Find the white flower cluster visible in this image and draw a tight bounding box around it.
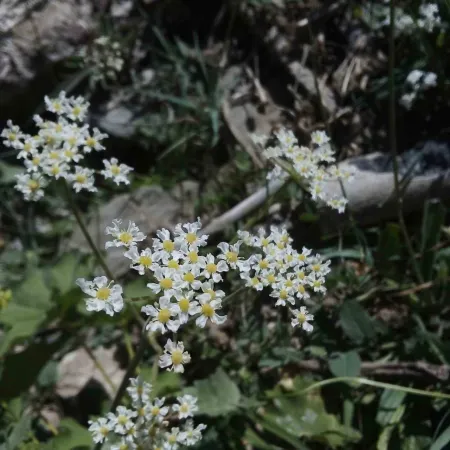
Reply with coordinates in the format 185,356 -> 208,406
84,36 -> 125,83
1,92 -> 132,201
236,226 -> 329,332
252,129 -> 353,213
377,3 -> 442,35
400,69 -> 437,109
88,377 -> 206,449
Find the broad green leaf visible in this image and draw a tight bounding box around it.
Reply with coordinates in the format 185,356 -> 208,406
185,367 -> 240,417
377,424 -> 395,450
13,269 -> 52,309
339,300 -> 376,344
6,415 -> 32,450
0,161 -> 23,184
243,427 -> 279,450
42,419 -> 91,449
140,369 -> 182,397
51,253 -> 83,295
431,424 -> 450,450
329,351 -> 361,377
0,335 -> 66,400
376,390 -> 406,426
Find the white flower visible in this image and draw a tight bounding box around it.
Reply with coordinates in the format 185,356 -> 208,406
178,264 -> 202,291
42,161 -> 70,180
179,421 -> 207,446
124,246 -> 157,275
83,127 -> 107,153
107,406 -> 137,434
101,157 -> 133,185
88,417 -> 111,443
1,120 -> 23,148
76,276 -> 124,316
17,137 -> 38,159
105,219 -> 146,249
147,397 -> 169,422
164,427 -> 182,450
173,291 -> 199,323
291,306 -> 314,332
110,438 -> 136,450
152,228 -> 177,256
159,339 -> 191,373
199,253 -> 228,282
194,294 -> 226,328
240,273 -> 264,291
15,173 -> 47,201
172,395 -> 198,419
126,377 -> 152,405
310,130 -> 330,146
147,267 -> 180,296
142,296 -> 180,334
270,286 -> 295,307
174,218 -> 208,249
66,95 -> 89,121
68,166 -> 97,192
24,153 -> 44,172
217,241 -> 243,270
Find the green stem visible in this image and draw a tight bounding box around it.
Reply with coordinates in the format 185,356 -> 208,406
287,376 -> 450,401
64,181 -> 114,280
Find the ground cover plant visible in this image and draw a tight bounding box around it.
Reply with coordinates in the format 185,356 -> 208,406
0,1 -> 450,449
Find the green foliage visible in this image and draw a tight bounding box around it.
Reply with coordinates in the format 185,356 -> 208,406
42,419 -> 91,450
339,300 -> 377,344
329,351 -> 361,377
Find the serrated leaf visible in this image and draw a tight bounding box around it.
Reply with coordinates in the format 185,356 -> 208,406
186,368 -> 240,417
329,351 -> 361,377
42,419 -> 91,449
340,300 -> 376,344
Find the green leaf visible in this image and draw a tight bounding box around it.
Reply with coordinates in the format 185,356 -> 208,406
339,300 -> 376,344
431,424 -> 450,450
0,161 -> 23,185
42,419 -> 91,449
51,253 -> 83,295
377,223 -> 402,275
376,390 -> 406,427
0,334 -> 67,400
140,369 -> 182,397
329,351 -> 361,377
243,427 -> 279,450
0,304 -> 48,356
6,415 -> 32,450
13,269 -> 52,309
185,368 -> 240,417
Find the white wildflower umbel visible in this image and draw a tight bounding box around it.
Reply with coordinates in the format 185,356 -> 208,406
101,157 -> 133,185
124,246 -> 157,275
88,417 -> 111,444
76,276 -> 124,316
159,339 -> 191,373
141,296 -> 180,334
107,406 -> 137,434
105,219 -> 146,249
172,395 -> 198,419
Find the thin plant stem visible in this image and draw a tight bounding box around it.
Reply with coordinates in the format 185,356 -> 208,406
388,0 -> 425,286
83,344 -> 117,395
64,181 -> 115,280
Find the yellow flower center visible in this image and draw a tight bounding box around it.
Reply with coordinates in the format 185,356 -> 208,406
279,289 -> 288,299
298,284 -> 305,294
96,287 -> 111,300
163,240 -> 174,252
100,426 -> 109,437
8,133 -> 16,141
55,124 -> 63,132
267,274 -> 276,284
171,349 -> 183,365
201,303 -> 214,318
119,232 -> 133,244
261,238 -> 269,246
206,263 -> 217,273
180,403 -> 189,413
188,251 -> 198,263
139,255 -> 152,267
23,142 -> 31,151
297,271 -> 305,280
64,149 -> 74,158
45,136 -> 55,145
286,254 -> 293,262
297,312 -> 306,323
50,151 -> 59,159
226,251 -> 238,263
51,166 -> 60,175
312,264 -> 321,272
75,174 -> 87,183
67,137 -> 77,146
179,298 -> 190,312
72,106 -> 81,117
111,165 -> 121,175
28,180 -> 39,191
167,260 -> 179,269
186,232 -> 197,244
52,102 -> 61,111
251,277 -> 259,286
183,272 -> 195,283
168,435 -> 177,444
299,254 -> 306,261
277,242 -> 285,249
259,260 -> 269,270
159,278 -> 173,290
32,157 -> 40,165
157,308 -> 171,323
206,288 -> 216,299
285,280 -> 293,288
151,406 -> 160,416
138,407 -> 145,417
118,415 -> 128,425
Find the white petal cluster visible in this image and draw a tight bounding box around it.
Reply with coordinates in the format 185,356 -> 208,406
252,128 -> 353,213
88,377 -> 205,448
235,226 -> 330,332
76,276 -> 124,316
1,92 -> 133,201
400,69 -> 437,110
